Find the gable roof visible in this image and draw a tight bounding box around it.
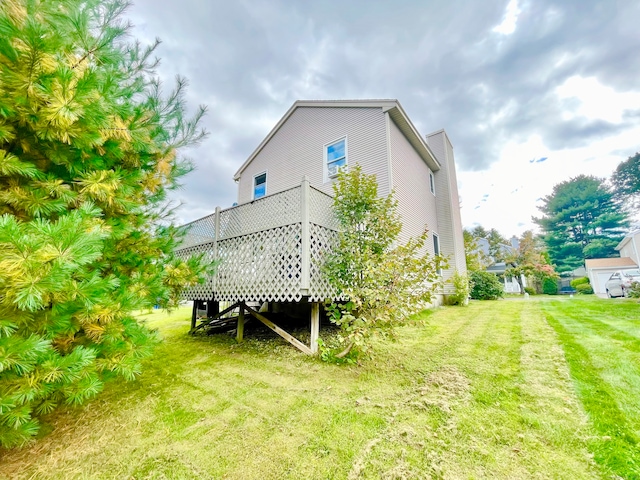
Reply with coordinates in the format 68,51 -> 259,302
585,257 -> 637,269
233,99 -> 441,180
615,228 -> 640,250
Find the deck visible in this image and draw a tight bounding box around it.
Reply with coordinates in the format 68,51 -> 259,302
175,178 -> 341,304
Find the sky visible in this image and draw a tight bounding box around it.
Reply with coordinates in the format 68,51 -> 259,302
126,0 -> 640,238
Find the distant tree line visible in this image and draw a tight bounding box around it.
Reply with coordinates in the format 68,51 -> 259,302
466,152 -> 639,281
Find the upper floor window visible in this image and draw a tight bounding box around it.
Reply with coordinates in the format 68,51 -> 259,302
429,171 -> 435,195
253,172 -> 266,199
326,138 -> 347,179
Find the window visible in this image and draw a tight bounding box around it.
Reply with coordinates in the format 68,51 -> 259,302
326,138 -> 347,179
429,171 -> 435,195
253,172 -> 266,199
433,233 -> 441,275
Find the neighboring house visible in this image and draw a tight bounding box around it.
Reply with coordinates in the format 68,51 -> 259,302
474,236 -> 524,293
615,229 -> 640,266
585,257 -> 638,295
486,262 -> 526,293
177,99 -> 466,353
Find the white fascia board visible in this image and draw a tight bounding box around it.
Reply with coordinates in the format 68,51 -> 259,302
384,102 -> 441,172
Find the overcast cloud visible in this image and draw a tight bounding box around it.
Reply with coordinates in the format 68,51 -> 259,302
127,0 -> 640,236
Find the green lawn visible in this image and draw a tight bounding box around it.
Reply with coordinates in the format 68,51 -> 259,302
0,296 -> 638,479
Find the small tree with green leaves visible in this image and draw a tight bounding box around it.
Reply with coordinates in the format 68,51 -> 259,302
445,271 -> 472,306
323,166 -> 444,361
504,230 -> 558,294
0,0 -> 207,447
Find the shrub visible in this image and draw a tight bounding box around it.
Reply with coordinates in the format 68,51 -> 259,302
323,166 -> 444,360
629,281 -> 640,298
575,283 -> 594,295
524,287 -> 536,295
570,277 -> 590,288
446,271 -> 472,306
470,271 -> 504,300
543,278 -> 559,295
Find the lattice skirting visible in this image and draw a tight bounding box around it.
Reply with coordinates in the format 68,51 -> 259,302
178,222 -> 341,303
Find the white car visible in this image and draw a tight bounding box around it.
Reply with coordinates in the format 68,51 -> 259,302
605,269 -> 640,297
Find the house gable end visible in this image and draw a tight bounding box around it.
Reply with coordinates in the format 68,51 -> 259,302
234,100 -> 440,181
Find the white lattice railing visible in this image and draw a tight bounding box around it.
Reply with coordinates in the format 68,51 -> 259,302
176,178 -> 341,302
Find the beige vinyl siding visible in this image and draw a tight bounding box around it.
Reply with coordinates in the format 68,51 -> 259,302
237,107 -> 389,204
388,116 -> 439,249
444,134 -> 466,274
426,130 -> 466,291
618,235 -> 640,266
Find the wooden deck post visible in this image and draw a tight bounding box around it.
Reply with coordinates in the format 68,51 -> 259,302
190,301 -> 198,331
213,206 -> 220,293
300,176 -> 310,294
206,300 -> 219,318
236,303 -> 245,343
310,302 -> 320,354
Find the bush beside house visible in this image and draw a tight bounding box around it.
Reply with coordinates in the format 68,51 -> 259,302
470,271 -> 504,300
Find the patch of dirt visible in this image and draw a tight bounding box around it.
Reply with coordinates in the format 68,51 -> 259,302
407,366 -> 471,413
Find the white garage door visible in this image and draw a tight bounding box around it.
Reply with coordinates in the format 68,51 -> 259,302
595,272 -> 614,294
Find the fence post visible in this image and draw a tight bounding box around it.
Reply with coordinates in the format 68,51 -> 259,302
300,177 -> 310,293
213,206 -> 220,294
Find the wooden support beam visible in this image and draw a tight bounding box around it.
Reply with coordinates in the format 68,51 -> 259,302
242,303 -> 313,355
236,305 -> 245,343
193,302 -> 240,331
310,302 -> 320,354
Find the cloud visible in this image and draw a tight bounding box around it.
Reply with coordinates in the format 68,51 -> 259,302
124,0 -> 640,225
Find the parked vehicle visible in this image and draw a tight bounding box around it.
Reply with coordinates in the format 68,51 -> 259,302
605,269 -> 640,297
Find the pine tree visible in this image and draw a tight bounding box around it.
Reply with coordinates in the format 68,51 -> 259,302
0,0 -> 207,446
611,152 -> 640,209
534,175 -> 628,273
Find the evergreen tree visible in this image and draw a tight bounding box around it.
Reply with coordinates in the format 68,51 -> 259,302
611,152 -> 640,209
534,175 -> 627,273
0,0 -> 207,446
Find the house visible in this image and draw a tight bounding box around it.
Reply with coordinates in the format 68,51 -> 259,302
582,230 -> 640,295
615,228 -> 640,266
232,100 -> 466,280
486,262 -> 527,293
585,257 -> 638,295
177,99 -> 466,353
473,236 -> 525,293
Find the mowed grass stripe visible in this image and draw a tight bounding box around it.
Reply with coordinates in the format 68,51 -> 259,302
546,298 -> 640,346
355,300 -> 598,478
544,307 -> 640,479
541,299 -> 640,435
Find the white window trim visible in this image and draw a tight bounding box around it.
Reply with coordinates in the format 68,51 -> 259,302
324,136 -> 348,183
429,171 -> 435,196
253,170 -> 267,200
